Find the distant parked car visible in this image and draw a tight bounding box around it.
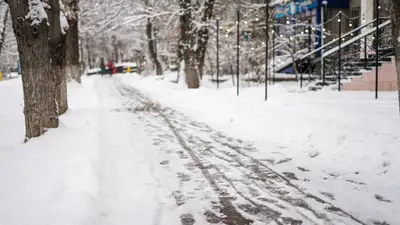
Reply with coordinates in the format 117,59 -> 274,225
86,68 -> 101,76
115,62 -> 137,73
86,62 -> 137,76
169,64 -> 178,71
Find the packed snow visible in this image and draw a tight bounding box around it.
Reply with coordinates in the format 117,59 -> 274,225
119,72 -> 400,225
0,73 -> 399,225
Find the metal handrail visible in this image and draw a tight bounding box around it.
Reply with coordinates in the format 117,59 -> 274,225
275,19 -> 382,72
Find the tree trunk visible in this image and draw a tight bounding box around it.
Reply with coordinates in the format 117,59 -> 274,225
195,0 -> 215,79
180,0 -> 199,88
86,43 -> 92,68
79,38 -> 85,73
0,1 -> 9,54
184,67 -> 199,88
49,0 -> 68,115
65,16 -> 80,83
114,48 -> 118,62
391,0 -> 400,113
8,0 -> 53,139
144,0 -> 162,76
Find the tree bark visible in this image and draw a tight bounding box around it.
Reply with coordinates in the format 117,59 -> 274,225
49,0 -> 68,115
63,0 -> 80,83
8,0 -> 53,139
179,0 -> 199,88
79,37 -> 85,73
195,0 -> 215,79
390,0 -> 400,113
65,18 -> 80,82
144,0 -> 162,75
85,42 -> 92,68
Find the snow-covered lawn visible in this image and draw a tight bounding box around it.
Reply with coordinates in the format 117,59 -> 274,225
119,72 -> 400,225
0,78 -> 99,225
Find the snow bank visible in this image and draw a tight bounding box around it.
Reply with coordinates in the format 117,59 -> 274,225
118,72 -> 400,224
0,77 -> 100,225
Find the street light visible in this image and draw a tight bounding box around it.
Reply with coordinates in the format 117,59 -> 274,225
236,8 -> 240,96
321,0 -> 328,85
375,1 -> 380,99
265,0 -> 270,101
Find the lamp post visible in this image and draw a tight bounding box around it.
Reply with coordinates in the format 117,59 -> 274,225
321,0 -> 327,85
272,26 -> 276,84
308,18 -> 312,82
375,1 -> 379,99
265,0 -> 270,101
216,18 -> 220,89
338,12 -> 342,91
237,9 -> 240,96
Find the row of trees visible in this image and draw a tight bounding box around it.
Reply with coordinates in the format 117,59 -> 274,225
78,0 -> 270,87
67,0 -> 400,111
0,0 -> 79,140
0,0 -> 272,139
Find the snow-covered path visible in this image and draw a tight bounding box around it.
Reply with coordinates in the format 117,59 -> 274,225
94,77 -> 369,225
88,78 -> 168,225
118,73 -> 400,225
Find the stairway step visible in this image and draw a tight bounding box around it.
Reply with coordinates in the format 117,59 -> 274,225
368,63 -> 383,67
361,58 -> 377,62
380,57 -> 392,62
347,62 -> 383,67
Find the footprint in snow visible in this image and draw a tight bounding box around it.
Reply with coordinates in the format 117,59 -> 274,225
159,160 -> 169,165
375,194 -> 392,203
297,167 -> 310,172
180,214 -> 196,225
308,151 -> 320,158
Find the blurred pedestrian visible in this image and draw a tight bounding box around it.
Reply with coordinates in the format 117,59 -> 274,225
106,60 -> 115,77
100,58 -> 106,76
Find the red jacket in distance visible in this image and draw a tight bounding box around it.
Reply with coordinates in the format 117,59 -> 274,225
106,61 -> 117,75
106,61 -> 114,69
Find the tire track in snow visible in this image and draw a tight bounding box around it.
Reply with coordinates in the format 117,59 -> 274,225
113,78 -> 367,225
166,108 -> 368,225
115,82 -> 253,225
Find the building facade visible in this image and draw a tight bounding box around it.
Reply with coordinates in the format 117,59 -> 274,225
274,0 -> 390,47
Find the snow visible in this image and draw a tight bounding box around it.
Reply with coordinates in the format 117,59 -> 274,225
8,72 -> 19,78
0,78 -> 99,225
26,0 -> 48,26
1,73 -> 399,225
86,68 -> 100,74
60,12 -> 69,35
118,72 -> 400,225
0,76 -> 239,225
